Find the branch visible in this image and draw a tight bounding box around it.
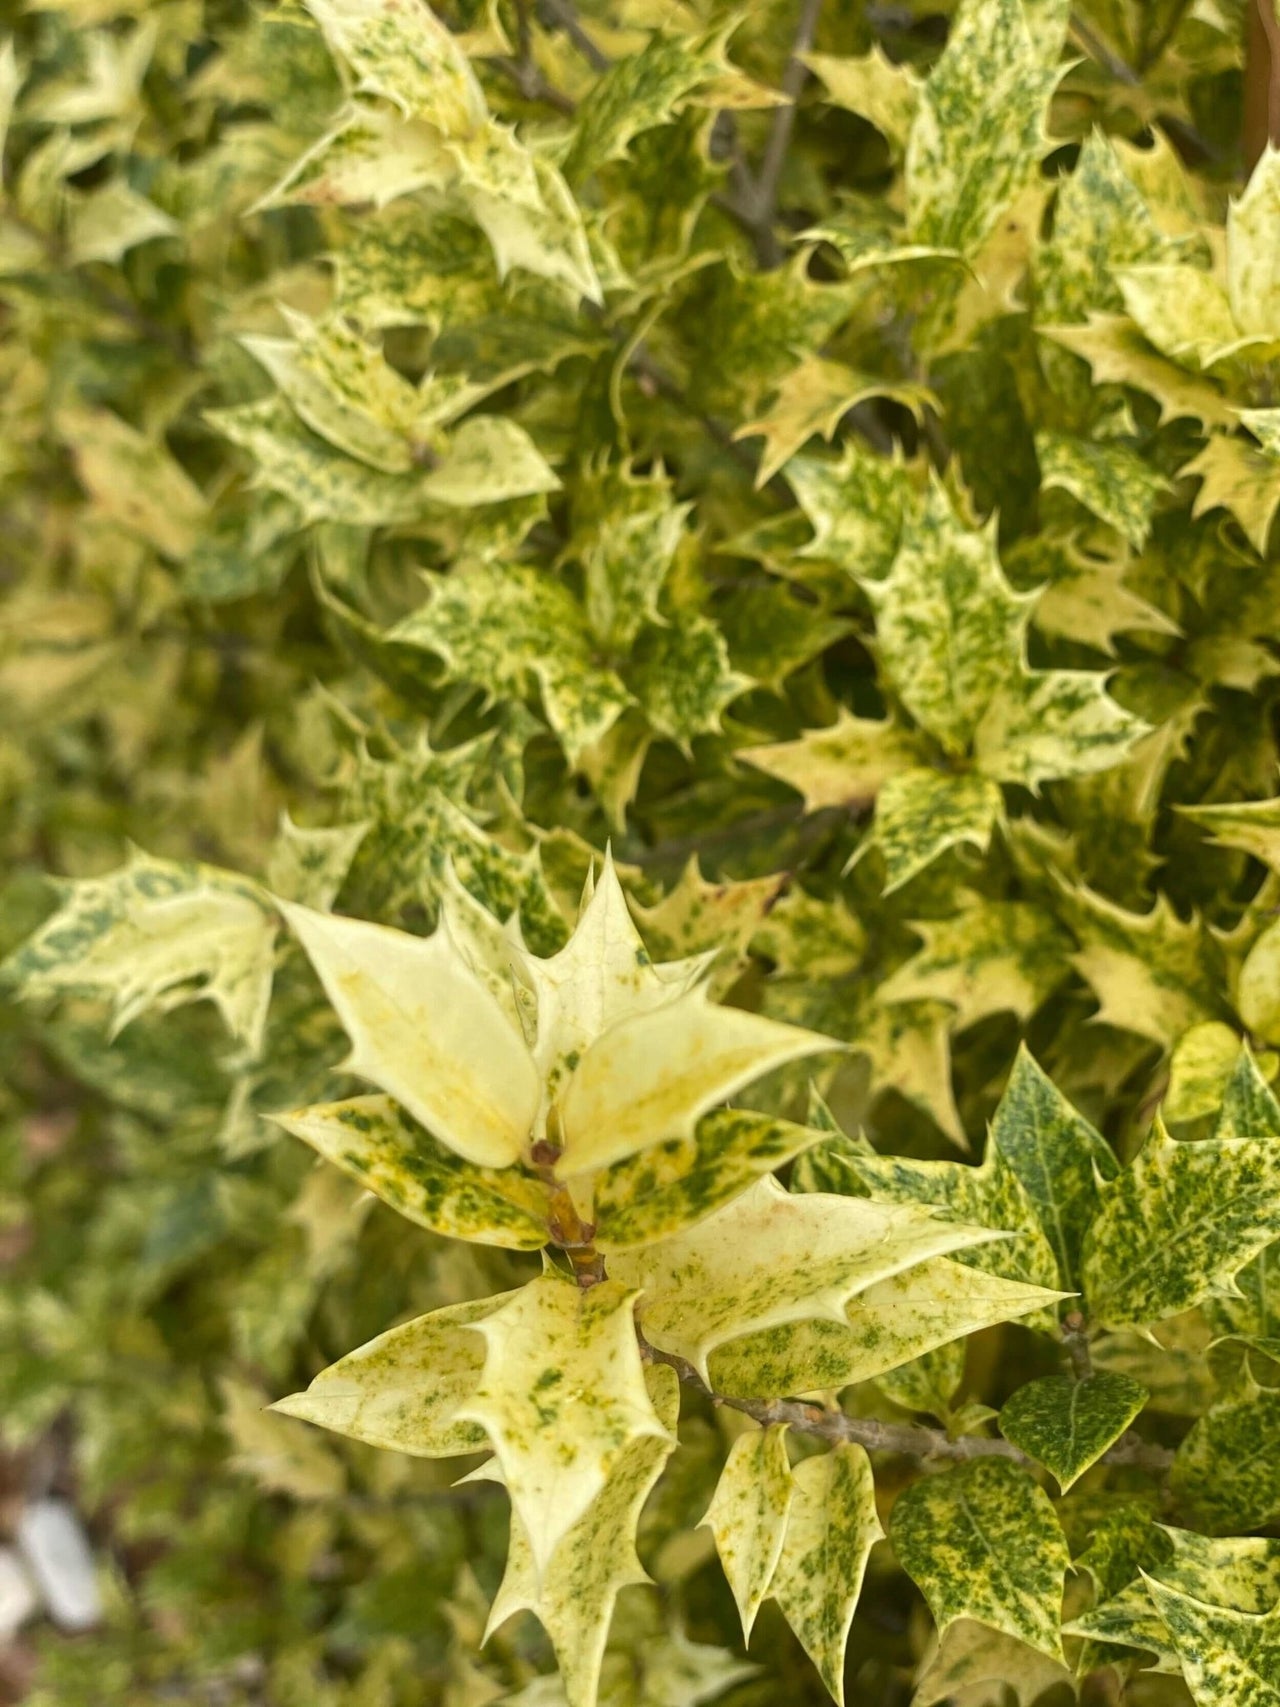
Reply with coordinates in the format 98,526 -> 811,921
638,1333 -> 1176,1474
538,0 -> 610,72
746,0 -> 825,268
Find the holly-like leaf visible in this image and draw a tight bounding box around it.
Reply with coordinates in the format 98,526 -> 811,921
57,405 -> 209,560
280,901 -> 540,1169
1081,1123 -> 1280,1331
270,1096 -> 550,1249
785,440 -> 920,579
1227,145 -> 1280,341
699,1424 -> 793,1643
271,1292 -> 507,1455
1181,796 -> 1280,874
484,1363 -> 680,1707
611,1175 -> 1002,1380
905,0 -> 1061,256
999,1372 -> 1148,1490
890,1458 -> 1069,1660
1043,315 -> 1235,428
1035,430 -> 1169,549
1185,433 -> 1280,557
1171,1375 -> 1280,1534
592,1108 -> 826,1252
912,1620 -> 1074,1707
265,814 -> 368,912
870,768 -> 1003,894
571,462 -> 688,656
389,562 -> 630,766
1034,128 -> 1166,325
707,1258 -> 1066,1400
1143,1574 -> 1280,1707
803,47 -> 920,155
735,357 -> 933,488
987,1045 -> 1118,1288
459,1272 -> 671,1581
2,851 -> 278,1055
880,904 -> 1072,1031
304,0 -> 485,133
739,711 -> 923,815
768,1444 -> 883,1707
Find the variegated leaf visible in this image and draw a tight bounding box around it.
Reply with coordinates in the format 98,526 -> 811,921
699,1424 -> 792,1643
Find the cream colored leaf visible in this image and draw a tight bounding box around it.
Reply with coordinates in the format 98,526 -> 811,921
272,1293 -> 509,1456
556,988 -> 838,1177
1117,264 -> 1239,369
265,813 -> 369,912
459,1273 -> 670,1582
58,405 -> 208,560
803,47 -> 920,154
707,1259 -> 1065,1400
1227,144 -> 1280,339
700,1424 -> 792,1643
769,1445 -> 883,1707
1185,433 -> 1280,557
304,0 -> 485,133
1042,315 -> 1234,427
611,1175 -> 1002,1380
735,356 -> 933,489
280,902 -> 538,1168
221,1376 -> 345,1502
739,710 -> 923,814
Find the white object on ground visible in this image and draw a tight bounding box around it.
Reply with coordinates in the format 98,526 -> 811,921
15,1499 -> 101,1632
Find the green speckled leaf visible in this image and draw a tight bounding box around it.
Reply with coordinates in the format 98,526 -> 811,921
611,1175 -> 1001,1381
700,1424 -> 792,1643
630,616 -> 748,751
1081,1124 -> 1280,1331
871,768 -> 1003,894
1043,315 -> 1235,427
1143,1575 -> 1280,1707
906,0 -> 1060,256
572,462 -> 688,655
271,1095 -> 549,1249
304,0 -> 484,133
1035,430 -> 1168,549
786,441 -> 919,579
592,1108 -> 826,1252
707,1260 -> 1064,1400
1214,1047 -> 1280,1142
768,1444 -> 883,1707
265,814 -> 368,912
460,1273 -> 671,1582
272,1291 -> 507,1456
484,1363 -> 680,1707
389,562 -> 632,765
1034,128 -> 1166,325
880,906 -> 1072,1033
2,850 -> 277,1055
987,1046 -> 1117,1288
1117,265 -> 1239,369
1171,1377 -> 1280,1534
999,1372 -> 1147,1490
890,1457 -> 1068,1659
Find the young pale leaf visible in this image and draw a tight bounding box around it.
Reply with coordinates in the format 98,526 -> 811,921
1081,1124 -> 1280,1331
272,1293 -> 508,1455
699,1425 -> 793,1643
556,988 -> 836,1178
880,905 -> 1072,1031
735,357 -> 933,489
906,0 -> 1060,256
998,1373 -> 1147,1490
1171,1376 -> 1280,1534
2,852 -> 278,1056
1043,315 -> 1234,428
304,0 -> 484,133
1227,145 -> 1280,340
270,1096 -> 549,1249
890,1458 -> 1069,1660
802,47 -> 920,155
265,814 -> 368,912
280,902 -> 539,1169
1181,797 -> 1280,874
988,1045 -> 1118,1287
611,1175 -> 1002,1381
1142,1575 -> 1280,1707
870,768 -> 1003,894
389,563 -> 631,766
768,1445 -> 883,1707
1117,265 -> 1239,368
591,1108 -> 826,1252
739,711 -> 923,815
1214,1046 -> 1280,1141
709,1259 -> 1065,1399
484,1364 -> 680,1707
1185,434 -> 1280,557
459,1273 -> 671,1582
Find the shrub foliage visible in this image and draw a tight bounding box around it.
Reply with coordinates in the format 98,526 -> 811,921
3,0 -> 1280,1703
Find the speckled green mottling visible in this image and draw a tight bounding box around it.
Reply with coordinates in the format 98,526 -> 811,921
999,1372 -> 1147,1490
906,0 -> 1061,257
890,1458 -> 1069,1660
1082,1125 -> 1280,1330
769,1445 -> 883,1707
700,1425 -> 792,1643
1035,430 -> 1169,550
272,1094 -> 549,1249
881,909 -> 1073,1035
1172,1380 -> 1280,1534
1,849 -> 277,1055
460,1274 -> 671,1580
872,768 -> 1003,895
1034,128 -> 1166,326
786,440 -> 919,579
630,615 -> 747,751
1144,1575 -> 1280,1707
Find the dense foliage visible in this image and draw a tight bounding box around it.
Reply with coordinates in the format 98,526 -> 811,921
4,0 -> 1280,1703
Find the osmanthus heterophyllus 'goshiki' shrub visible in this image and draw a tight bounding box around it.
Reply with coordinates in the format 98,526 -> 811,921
6,0 -> 1280,1702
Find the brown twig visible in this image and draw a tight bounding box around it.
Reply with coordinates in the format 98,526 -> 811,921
1246,0 -> 1280,169
638,1331 -> 1176,1473
748,0 -> 825,267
